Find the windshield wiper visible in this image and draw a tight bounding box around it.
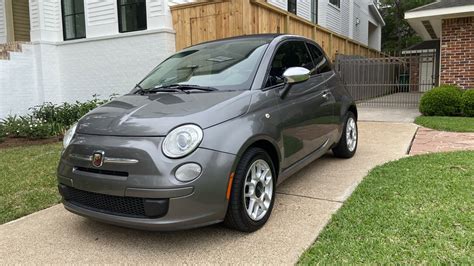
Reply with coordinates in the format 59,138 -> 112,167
152,84 -> 217,94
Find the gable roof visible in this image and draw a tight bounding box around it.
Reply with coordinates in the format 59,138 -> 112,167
409,0 -> 474,12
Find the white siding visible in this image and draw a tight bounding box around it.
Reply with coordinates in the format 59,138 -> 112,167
326,3 -> 341,34
0,0 -> 6,43
297,0 -> 311,21
341,0 -> 350,37
352,2 -> 362,43
87,1 -> 116,26
267,0 -> 287,10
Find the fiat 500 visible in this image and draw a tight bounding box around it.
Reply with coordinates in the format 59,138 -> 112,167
57,34 -> 358,232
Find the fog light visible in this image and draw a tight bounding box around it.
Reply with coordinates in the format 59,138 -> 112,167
175,163 -> 202,182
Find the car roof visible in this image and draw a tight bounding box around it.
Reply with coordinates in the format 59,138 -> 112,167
184,34 -> 310,49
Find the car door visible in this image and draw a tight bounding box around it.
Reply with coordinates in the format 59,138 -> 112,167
306,42 -> 339,138
266,40 -> 334,169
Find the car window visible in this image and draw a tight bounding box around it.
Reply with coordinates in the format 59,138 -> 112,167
138,39 -> 270,91
265,41 -> 314,87
307,43 -> 332,74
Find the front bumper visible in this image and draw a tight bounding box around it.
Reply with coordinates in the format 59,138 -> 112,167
57,134 -> 237,231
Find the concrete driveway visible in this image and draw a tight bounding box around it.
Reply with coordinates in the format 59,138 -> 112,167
0,122 -> 417,264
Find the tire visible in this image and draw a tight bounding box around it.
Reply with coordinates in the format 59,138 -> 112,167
332,112 -> 358,158
224,147 -> 276,232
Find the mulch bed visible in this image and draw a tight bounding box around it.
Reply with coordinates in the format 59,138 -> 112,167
0,137 -> 61,149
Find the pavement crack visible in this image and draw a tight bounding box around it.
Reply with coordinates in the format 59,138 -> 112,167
276,191 -> 344,204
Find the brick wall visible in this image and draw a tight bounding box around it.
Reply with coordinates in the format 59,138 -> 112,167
441,17 -> 474,89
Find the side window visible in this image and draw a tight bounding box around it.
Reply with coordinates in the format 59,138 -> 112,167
117,0 -> 147,33
307,43 -> 332,74
61,0 -> 86,40
266,41 -> 314,87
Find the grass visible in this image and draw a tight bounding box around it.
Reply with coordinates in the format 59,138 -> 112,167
299,151 -> 474,264
415,116 -> 474,132
0,143 -> 62,224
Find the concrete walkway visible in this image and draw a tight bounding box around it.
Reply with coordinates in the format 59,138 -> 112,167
0,122 -> 418,264
410,127 -> 474,155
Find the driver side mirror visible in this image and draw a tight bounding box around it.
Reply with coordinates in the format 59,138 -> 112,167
279,67 -> 311,98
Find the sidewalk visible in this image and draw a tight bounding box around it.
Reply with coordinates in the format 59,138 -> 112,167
410,127 -> 474,155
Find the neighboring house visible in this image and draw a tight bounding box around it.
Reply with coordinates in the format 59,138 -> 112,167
0,0 -> 384,118
267,0 -> 385,50
405,0 -> 474,89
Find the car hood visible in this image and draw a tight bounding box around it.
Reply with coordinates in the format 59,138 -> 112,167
76,91 -> 252,136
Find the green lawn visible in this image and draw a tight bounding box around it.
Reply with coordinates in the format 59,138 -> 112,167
299,151 -> 474,264
415,116 -> 474,132
0,143 -> 62,224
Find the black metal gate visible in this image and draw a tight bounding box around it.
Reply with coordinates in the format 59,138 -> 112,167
335,51 -> 438,108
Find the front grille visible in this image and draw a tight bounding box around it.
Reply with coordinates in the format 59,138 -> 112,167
63,186 -> 148,218
74,166 -> 129,177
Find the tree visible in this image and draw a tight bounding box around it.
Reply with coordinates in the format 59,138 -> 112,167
380,0 -> 436,53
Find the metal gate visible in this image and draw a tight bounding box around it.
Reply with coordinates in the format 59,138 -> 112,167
335,51 -> 438,108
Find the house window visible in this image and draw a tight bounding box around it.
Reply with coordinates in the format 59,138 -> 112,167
311,0 -> 318,24
288,0 -> 297,15
61,0 -> 86,40
329,0 -> 340,8
117,0 -> 147,33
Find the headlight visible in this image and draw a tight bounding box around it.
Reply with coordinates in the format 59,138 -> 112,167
162,124 -> 203,158
63,123 -> 77,149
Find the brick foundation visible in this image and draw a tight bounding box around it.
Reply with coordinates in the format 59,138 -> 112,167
441,17 -> 474,89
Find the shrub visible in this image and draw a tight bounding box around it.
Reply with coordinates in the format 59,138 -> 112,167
461,89 -> 474,117
419,85 -> 463,116
0,122 -> 5,143
1,115 -> 53,139
30,94 -> 110,135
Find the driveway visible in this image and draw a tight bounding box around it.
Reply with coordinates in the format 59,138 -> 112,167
0,122 -> 417,264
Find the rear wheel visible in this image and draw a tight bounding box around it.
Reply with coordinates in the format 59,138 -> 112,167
332,112 -> 358,158
224,147 -> 276,232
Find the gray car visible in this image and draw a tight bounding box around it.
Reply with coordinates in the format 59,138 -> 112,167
57,34 -> 358,232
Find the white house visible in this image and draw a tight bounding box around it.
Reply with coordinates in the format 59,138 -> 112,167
267,0 -> 385,50
0,0 -> 384,118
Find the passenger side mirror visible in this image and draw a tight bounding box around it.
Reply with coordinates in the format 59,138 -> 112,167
279,67 -> 311,98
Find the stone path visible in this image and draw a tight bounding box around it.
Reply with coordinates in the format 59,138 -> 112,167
410,127 -> 474,155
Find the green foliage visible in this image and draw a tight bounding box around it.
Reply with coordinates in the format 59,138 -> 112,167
461,89 -> 474,117
0,95 -> 113,140
0,122 -> 5,142
419,85 -> 463,116
0,143 -> 62,223
380,0 -> 436,53
415,116 -> 474,132
1,115 -> 53,139
299,151 -> 474,264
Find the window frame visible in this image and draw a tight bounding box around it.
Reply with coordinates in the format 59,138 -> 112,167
117,0 -> 148,33
61,0 -> 86,41
329,0 -> 340,9
305,41 -> 333,75
287,0 -> 297,15
262,39 -> 315,89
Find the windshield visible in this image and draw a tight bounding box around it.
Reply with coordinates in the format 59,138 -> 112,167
138,39 -> 270,91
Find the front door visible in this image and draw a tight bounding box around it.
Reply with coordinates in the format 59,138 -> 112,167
266,40 -> 333,169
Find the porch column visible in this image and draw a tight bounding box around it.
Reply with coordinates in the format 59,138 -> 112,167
29,0 -> 62,42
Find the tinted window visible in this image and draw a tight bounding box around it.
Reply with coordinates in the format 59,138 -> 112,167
307,43 -> 332,74
266,41 -> 314,87
61,0 -> 86,40
118,0 -> 147,33
329,0 -> 340,8
139,39 -> 269,91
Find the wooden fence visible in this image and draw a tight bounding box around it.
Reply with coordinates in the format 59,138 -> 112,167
171,0 -> 385,60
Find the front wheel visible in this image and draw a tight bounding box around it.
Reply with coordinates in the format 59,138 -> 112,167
224,147 -> 276,232
332,112 -> 358,158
